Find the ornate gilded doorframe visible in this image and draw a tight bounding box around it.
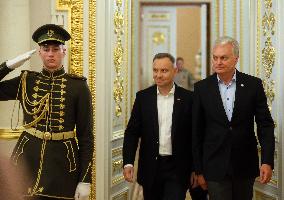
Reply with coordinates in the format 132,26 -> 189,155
56,0 -> 97,199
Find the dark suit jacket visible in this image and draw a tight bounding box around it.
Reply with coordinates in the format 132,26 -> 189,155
192,70 -> 275,181
123,84 -> 193,190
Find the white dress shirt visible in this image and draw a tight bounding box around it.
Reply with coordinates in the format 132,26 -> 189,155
123,84 -> 175,168
157,84 -> 175,155
217,71 -> 236,121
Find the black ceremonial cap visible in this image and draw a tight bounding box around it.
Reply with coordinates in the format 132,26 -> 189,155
32,24 -> 71,45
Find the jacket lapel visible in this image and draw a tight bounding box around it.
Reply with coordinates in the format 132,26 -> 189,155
231,70 -> 245,122
150,86 -> 159,137
171,86 -> 182,139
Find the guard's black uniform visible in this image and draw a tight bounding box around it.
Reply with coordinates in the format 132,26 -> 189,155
0,62 -> 93,199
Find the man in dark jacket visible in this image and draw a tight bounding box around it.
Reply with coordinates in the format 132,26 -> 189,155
192,36 -> 275,200
123,53 -> 201,200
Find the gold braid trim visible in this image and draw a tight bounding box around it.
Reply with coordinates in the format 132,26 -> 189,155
28,140 -> 47,196
81,162 -> 92,182
21,72 -> 50,128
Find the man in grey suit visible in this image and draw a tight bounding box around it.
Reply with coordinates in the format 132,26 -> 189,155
192,36 -> 275,200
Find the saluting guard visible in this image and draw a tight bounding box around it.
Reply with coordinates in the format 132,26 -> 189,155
0,24 -> 93,200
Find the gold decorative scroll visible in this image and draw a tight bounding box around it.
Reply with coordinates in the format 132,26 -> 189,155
112,175 -> 125,186
112,159 -> 123,174
124,0 -> 129,126
56,0 -> 83,76
112,147 -> 123,158
149,13 -> 170,20
261,0 -> 276,111
89,0 -> 97,199
113,0 -> 125,117
56,0 -> 97,198
152,32 -> 166,45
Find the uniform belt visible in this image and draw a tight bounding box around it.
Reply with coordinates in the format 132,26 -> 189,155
25,128 -> 75,141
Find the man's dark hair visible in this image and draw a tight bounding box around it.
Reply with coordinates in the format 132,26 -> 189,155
153,53 -> 175,64
176,57 -> 184,62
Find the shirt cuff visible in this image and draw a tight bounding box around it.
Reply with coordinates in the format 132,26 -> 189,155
124,164 -> 134,168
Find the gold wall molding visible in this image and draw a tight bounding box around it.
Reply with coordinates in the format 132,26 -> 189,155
112,147 -> 123,158
112,175 -> 125,186
56,0 -> 83,76
124,0 -> 129,126
89,0 -> 97,199
113,0 -> 125,118
261,0 -> 276,111
130,0 -> 135,107
56,0 -> 96,198
112,130 -> 124,141
112,158 -> 123,174
111,147 -> 124,186
112,189 -> 129,200
152,32 -> 166,45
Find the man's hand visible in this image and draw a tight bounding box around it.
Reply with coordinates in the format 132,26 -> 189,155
6,49 -> 36,69
190,172 -> 199,189
259,164 -> 272,184
74,182 -> 91,200
123,166 -> 134,182
197,174 -> 208,190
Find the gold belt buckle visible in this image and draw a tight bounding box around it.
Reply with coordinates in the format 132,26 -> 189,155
43,132 -> 52,140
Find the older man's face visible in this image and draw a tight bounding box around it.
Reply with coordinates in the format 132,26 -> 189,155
212,43 -> 238,75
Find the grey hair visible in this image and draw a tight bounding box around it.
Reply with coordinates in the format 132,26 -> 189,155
213,36 -> 239,57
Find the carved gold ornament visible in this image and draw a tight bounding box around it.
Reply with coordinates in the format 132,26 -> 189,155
113,77 -> 124,117
113,0 -> 125,118
56,0 -> 83,76
88,0 -> 97,198
114,11 -> 124,34
56,0 -> 96,198
263,79 -> 275,111
262,11 -> 275,36
152,31 -> 165,45
259,0 -> 276,115
114,43 -> 124,73
264,0 -> 272,8
262,37 -> 275,78
116,0 -> 122,7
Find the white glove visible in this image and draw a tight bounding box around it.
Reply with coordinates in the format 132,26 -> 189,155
6,49 -> 36,69
74,182 -> 91,200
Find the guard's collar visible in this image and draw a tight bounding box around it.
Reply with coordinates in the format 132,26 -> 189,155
41,66 -> 65,78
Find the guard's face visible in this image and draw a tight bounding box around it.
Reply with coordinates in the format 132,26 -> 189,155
39,44 -> 66,71
153,57 -> 177,88
212,43 -> 239,75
